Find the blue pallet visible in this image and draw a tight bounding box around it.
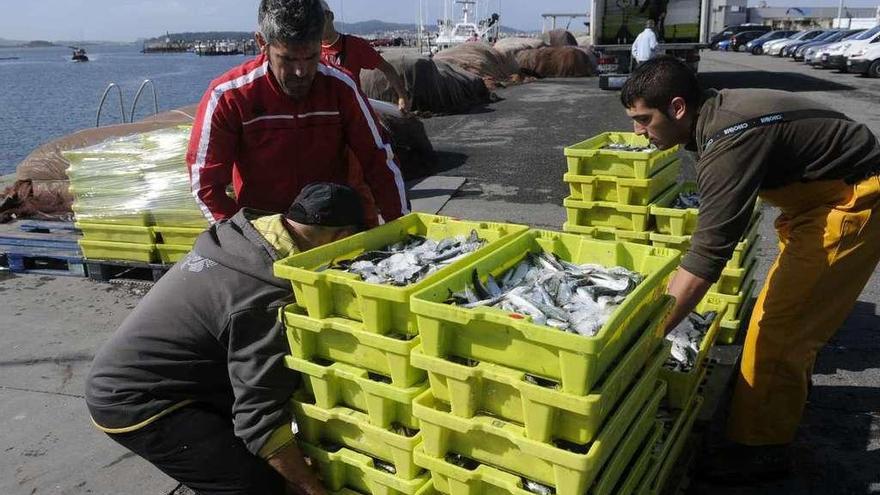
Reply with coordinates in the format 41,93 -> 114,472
1,250 -> 86,277
0,224 -> 85,277
18,221 -> 79,233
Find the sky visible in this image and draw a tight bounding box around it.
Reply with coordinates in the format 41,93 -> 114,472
1,0 -> 878,42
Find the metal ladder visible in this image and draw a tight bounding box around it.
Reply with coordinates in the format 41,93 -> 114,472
95,79 -> 159,127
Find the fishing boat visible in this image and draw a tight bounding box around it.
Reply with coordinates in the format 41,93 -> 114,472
71,47 -> 89,62
430,0 -> 500,53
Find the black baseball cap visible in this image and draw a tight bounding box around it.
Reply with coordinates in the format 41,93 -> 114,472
286,182 -> 365,228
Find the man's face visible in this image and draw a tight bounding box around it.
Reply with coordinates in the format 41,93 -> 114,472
260,38 -> 321,100
625,97 -> 691,149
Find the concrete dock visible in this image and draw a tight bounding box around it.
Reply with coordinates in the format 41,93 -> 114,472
1,50 -> 879,494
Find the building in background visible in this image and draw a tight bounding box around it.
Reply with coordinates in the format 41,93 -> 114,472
709,4 -> 879,35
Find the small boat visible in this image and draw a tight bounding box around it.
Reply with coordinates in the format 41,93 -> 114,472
71,47 -> 89,62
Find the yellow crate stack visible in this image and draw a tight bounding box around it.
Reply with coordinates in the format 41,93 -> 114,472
274,213 -> 527,495
63,127 -> 209,265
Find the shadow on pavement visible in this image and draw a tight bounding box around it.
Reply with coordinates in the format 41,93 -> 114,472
813,301 -> 880,375
432,150 -> 469,174
699,71 -> 856,92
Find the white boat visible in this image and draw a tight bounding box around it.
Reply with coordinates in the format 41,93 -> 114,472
430,0 -> 500,52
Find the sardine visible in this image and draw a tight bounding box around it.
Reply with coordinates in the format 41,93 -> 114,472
663,311 -> 717,372
671,191 -> 701,209
604,142 -> 657,153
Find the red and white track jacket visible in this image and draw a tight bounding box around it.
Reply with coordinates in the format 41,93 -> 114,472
186,54 -> 408,223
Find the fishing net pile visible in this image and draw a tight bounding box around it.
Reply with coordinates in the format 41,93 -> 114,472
362,54 -> 494,115
663,311 -> 717,372
432,42 -> 520,88
448,252 -> 644,337
333,231 -> 485,286
515,46 -> 597,78
542,29 -> 579,47
493,37 -> 546,57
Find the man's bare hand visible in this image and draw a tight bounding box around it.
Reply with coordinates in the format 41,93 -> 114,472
269,442 -> 326,495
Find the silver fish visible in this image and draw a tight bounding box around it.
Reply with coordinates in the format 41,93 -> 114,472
448,253 -> 644,337
604,142 -> 657,153
522,478 -> 555,495
672,191 -> 701,209
663,311 -> 718,372
334,231 -> 486,286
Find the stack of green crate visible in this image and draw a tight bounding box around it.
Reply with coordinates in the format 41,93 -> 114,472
561,132 -> 681,242
648,181 -> 763,344
273,213 -> 528,495
637,395 -> 704,495
406,230 -> 681,495
64,127 -> 209,265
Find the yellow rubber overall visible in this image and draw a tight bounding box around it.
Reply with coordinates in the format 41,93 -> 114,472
727,174 -> 880,446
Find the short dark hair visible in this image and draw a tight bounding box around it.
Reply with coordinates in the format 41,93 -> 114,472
258,0 -> 324,45
620,56 -> 701,114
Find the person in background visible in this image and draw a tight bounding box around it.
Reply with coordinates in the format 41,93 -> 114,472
632,20 -> 659,67
619,56 -> 880,482
85,182 -> 366,495
639,0 -> 668,40
186,0 -> 408,226
319,0 -> 410,113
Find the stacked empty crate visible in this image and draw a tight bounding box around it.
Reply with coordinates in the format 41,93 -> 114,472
273,214 -> 528,495
561,132 -> 761,345
63,127 -> 209,266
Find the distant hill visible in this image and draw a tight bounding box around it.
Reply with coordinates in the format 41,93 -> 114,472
144,31 -> 256,44
23,40 -> 57,48
0,37 -> 25,47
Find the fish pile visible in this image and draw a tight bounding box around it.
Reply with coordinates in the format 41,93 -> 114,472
663,311 -> 717,372
332,231 -> 485,286
604,142 -> 657,153
447,252 -> 644,337
671,191 -> 701,209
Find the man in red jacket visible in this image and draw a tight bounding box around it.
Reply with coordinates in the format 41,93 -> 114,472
186,0 -> 409,225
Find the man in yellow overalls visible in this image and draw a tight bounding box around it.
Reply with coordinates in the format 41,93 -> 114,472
619,56 -> 880,481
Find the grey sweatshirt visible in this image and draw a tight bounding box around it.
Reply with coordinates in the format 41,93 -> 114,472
85,209 -> 298,456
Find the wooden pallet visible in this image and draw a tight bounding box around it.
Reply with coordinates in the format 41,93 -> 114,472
85,259 -> 170,283
0,223 -> 86,277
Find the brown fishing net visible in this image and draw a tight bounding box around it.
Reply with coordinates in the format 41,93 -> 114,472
516,46 -> 598,78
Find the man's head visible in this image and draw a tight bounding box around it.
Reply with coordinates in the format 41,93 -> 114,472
645,19 -> 655,29
319,0 -> 337,40
620,55 -> 701,149
284,182 -> 365,250
256,0 -> 325,100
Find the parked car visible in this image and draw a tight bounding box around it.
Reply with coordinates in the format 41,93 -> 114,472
783,30 -> 839,57
794,30 -> 860,61
819,25 -> 880,70
762,32 -> 804,55
768,30 -> 825,56
846,43 -> 880,77
715,37 -> 734,51
728,30 -> 766,52
808,29 -> 873,65
746,30 -> 797,54
709,24 -> 772,49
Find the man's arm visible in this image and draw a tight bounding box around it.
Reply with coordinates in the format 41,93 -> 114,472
376,59 -> 410,113
186,87 -> 241,223
337,73 -> 409,221
267,441 -> 326,495
664,267 -> 713,333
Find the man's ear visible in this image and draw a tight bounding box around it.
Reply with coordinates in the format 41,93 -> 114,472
669,96 -> 688,121
255,32 -> 268,55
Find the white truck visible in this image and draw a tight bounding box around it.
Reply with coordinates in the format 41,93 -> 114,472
589,0 -> 711,88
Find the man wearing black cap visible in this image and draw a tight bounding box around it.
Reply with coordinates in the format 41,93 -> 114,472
85,183 -> 365,495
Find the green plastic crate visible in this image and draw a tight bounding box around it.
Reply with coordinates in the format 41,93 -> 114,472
292,391 -> 424,480
283,305 -> 426,388
413,374 -> 666,495
414,395 -> 661,495
301,443 -> 433,495
563,196 -> 655,232
590,226 -> 654,245
659,306 -> 724,410
649,182 -> 700,236
151,208 -> 211,228
75,222 -> 155,244
409,305 -> 669,445
563,160 -> 679,205
72,205 -> 152,226
274,213 -> 527,336
641,396 -> 703,495
152,225 -> 204,245
710,254 -> 758,296
564,132 -> 680,178
611,422 -> 663,495
78,239 -> 157,262
285,357 -> 426,430
411,230 -> 679,396
590,395 -> 660,495
717,285 -> 757,345
707,268 -> 758,322
156,244 -> 191,264
648,212 -> 761,270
